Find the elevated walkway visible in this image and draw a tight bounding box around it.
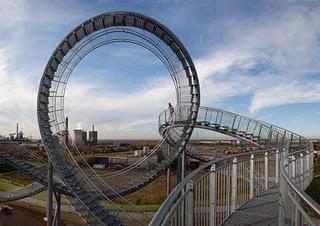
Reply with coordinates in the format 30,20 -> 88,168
223,186 -> 279,226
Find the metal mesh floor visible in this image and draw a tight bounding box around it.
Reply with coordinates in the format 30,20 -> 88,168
222,186 -> 279,226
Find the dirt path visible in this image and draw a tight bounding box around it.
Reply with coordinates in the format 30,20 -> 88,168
0,204 -> 47,226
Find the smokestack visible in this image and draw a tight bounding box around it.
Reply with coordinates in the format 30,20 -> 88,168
92,125 -> 94,132
16,123 -> 18,139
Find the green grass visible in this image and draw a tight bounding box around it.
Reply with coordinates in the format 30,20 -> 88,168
33,191 -> 69,205
313,163 -> 320,176
306,163 -> 320,204
0,178 -> 20,191
101,201 -> 160,212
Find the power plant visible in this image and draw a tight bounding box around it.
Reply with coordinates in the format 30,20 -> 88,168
73,125 -> 98,147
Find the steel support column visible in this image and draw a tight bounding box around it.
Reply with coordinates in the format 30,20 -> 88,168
47,160 -> 53,226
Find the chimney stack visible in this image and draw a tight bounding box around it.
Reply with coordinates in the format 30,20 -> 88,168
16,123 -> 18,139
65,117 -> 69,146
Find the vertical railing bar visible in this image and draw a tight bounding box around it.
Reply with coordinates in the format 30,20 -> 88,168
231,157 -> 237,213
265,152 -> 269,190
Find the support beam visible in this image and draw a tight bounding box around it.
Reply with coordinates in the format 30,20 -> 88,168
47,160 -> 53,226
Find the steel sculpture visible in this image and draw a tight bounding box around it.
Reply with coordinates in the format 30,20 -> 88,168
37,11 -> 200,226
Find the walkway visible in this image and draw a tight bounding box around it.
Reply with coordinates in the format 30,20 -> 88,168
223,186 -> 279,226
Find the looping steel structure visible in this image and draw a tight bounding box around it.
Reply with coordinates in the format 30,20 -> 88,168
37,11 -> 200,226
0,10 -> 318,226
152,106 -> 318,226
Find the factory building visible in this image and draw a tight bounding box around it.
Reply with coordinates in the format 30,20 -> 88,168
82,131 -> 87,143
72,125 -> 97,147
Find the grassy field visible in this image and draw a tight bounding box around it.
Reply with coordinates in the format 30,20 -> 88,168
306,163 -> 320,204
0,171 -> 176,212
0,178 -> 20,191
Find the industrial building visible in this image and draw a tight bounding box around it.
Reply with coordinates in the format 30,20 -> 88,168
72,125 -> 97,147
88,125 -> 98,145
73,129 -> 84,146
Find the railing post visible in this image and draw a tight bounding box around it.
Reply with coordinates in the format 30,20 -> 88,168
186,180 -> 194,226
310,150 -> 314,182
167,145 -> 171,197
264,152 -> 268,190
231,116 -> 236,130
209,164 -> 216,226
284,158 -> 294,225
306,150 -> 310,184
249,154 -> 254,199
291,155 -> 296,180
299,153 -> 304,189
231,157 -> 237,213
47,160 -> 53,226
268,128 -> 273,144
257,124 -> 262,140
275,150 -> 279,184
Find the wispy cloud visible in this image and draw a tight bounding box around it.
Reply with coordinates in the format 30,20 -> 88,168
250,82 -> 320,112
195,3 -> 320,113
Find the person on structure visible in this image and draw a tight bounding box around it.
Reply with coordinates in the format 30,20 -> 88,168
168,102 -> 174,116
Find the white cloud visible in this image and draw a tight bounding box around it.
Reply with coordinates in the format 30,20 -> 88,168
193,4 -> 320,112
250,82 -> 320,112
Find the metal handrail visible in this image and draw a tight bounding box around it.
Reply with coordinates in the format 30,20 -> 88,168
149,147 -> 280,226
151,106 -> 314,226
280,146 -> 320,216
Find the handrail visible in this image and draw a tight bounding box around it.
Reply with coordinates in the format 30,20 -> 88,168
151,105 -> 315,226
149,147 -> 279,226
280,146 -> 320,215
279,145 -> 320,224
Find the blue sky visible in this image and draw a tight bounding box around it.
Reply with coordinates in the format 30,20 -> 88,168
0,0 -> 319,139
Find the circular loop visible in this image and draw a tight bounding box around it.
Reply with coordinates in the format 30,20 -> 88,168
38,11 -> 200,149
36,13 -> 201,224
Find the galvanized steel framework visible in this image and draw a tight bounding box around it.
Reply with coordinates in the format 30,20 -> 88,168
151,106 -> 319,226
0,10 -> 318,226
37,11 -> 200,226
